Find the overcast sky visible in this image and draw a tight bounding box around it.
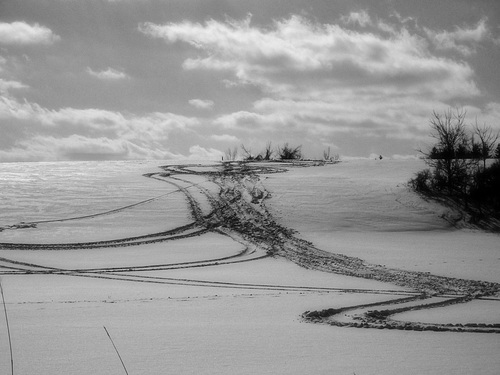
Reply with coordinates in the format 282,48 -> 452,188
1,0 -> 499,161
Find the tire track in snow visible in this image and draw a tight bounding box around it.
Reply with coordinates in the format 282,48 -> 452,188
156,162 -> 500,333
1,161 -> 499,333
0,187 -> 187,231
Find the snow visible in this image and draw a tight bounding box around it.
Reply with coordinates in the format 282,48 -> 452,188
265,159 -> 500,283
310,230 -> 500,284
0,159 -> 499,375
3,290 -> 499,375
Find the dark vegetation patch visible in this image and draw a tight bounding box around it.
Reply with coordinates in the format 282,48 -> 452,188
409,108 -> 500,231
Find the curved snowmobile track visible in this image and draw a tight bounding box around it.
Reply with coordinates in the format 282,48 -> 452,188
0,160 -> 499,333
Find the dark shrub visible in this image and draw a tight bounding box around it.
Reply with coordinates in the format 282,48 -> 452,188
278,143 -> 302,160
409,169 -> 432,193
470,161 -> 500,211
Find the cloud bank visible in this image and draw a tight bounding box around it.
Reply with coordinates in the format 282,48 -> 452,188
140,14 -> 478,98
0,90 -> 204,161
1,9 -> 499,162
140,13 -> 496,156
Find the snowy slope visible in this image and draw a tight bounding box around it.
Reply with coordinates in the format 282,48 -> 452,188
0,159 -> 498,375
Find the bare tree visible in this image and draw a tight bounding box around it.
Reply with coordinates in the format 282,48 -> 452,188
473,120 -> 499,170
262,141 -> 273,160
240,144 -> 255,160
420,108 -> 475,195
224,146 -> 238,161
323,146 -> 331,161
412,109 -> 500,220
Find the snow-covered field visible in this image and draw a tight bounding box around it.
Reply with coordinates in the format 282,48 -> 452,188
0,159 -> 498,374
264,159 -> 500,283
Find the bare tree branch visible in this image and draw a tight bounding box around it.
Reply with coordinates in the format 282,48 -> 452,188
473,120 -> 500,170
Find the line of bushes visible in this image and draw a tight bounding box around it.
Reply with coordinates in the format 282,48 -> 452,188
225,142 -> 302,161
224,142 -> 340,162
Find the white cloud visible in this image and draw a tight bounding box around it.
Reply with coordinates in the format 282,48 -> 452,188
210,134 -> 239,143
189,99 -> 214,110
140,15 -> 478,102
0,78 -> 28,93
186,145 -> 224,160
0,22 -> 60,45
214,111 -> 289,132
145,13 -> 482,148
0,93 -> 198,136
425,18 -> 490,55
87,67 -> 129,80
0,91 -> 202,161
390,11 -> 417,26
341,10 -> 372,27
